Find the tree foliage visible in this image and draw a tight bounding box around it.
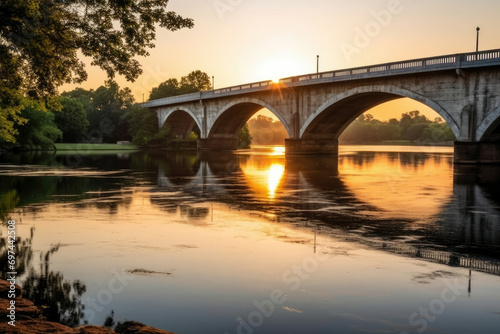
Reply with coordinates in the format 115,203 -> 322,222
63,80 -> 135,143
54,96 -> 89,143
238,124 -> 252,149
14,99 -> 61,149
340,111 -> 456,144
0,0 -> 193,145
247,114 -> 288,145
0,0 -> 194,98
149,70 -> 211,100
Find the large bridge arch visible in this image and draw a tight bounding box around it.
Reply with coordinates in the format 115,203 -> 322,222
160,107 -> 203,139
207,97 -> 291,139
477,105 -> 500,141
299,85 -> 460,141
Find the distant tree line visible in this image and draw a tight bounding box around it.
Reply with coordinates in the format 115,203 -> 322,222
0,0 -> 193,150
340,111 -> 456,144
247,115 -> 288,145
0,71 -> 218,150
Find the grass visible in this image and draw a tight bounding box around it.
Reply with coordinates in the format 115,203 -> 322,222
54,143 -> 138,151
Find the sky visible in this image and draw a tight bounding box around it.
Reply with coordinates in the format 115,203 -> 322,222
62,0 -> 500,121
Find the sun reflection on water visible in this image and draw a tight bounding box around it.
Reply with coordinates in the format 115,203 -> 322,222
267,164 -> 285,199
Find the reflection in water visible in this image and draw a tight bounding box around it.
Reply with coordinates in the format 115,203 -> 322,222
0,229 -> 86,326
267,164 -> 285,199
339,151 -> 454,220
1,146 -> 500,334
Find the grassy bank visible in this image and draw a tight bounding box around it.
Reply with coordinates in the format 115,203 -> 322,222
54,143 -> 138,151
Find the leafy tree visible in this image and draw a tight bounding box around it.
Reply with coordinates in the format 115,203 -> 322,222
149,70 -> 211,100
129,105 -> 159,146
0,0 -> 193,144
180,70 -> 212,93
0,0 -> 194,98
54,96 -> 89,143
85,80 -> 135,142
0,91 -> 29,144
247,114 -> 288,145
149,78 -> 181,101
238,124 -> 252,149
15,99 -> 61,149
340,111 -> 456,144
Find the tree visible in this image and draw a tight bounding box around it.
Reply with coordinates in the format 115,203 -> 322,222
86,80 -> 135,142
0,0 -> 194,99
247,114 -> 288,145
15,100 -> 62,149
149,70 -> 211,100
0,0 -> 193,145
180,70 -> 212,93
128,105 -> 159,146
149,79 -> 181,101
238,124 -> 252,149
54,97 -> 89,143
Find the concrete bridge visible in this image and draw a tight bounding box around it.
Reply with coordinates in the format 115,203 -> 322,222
144,49 -> 500,163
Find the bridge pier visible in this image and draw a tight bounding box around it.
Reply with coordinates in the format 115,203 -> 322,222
454,142 -> 500,164
198,138 -> 238,151
285,139 -> 339,155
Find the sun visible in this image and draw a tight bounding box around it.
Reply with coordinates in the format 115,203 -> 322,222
254,53 -> 305,83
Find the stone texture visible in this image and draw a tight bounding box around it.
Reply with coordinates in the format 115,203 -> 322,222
0,279 -> 22,299
114,321 -> 176,334
0,279 -> 177,334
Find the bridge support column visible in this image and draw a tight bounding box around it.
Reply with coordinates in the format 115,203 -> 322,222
198,138 -> 238,151
454,142 -> 500,164
285,139 -> 338,155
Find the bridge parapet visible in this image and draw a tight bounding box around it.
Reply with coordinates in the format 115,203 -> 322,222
280,49 -> 500,86
144,49 -> 500,109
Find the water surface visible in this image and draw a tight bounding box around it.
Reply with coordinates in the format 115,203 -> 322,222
1,146 -> 499,333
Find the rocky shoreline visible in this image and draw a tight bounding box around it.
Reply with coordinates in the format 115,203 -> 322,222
0,279 -> 175,334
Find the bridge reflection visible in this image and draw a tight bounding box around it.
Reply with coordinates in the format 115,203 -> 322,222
152,149 -> 500,275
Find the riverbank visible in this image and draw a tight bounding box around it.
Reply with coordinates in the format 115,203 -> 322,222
0,279 -> 175,334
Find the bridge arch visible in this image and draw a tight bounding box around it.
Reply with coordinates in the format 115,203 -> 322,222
160,107 -> 203,139
207,97 -> 291,140
300,85 -> 460,140
476,105 -> 500,141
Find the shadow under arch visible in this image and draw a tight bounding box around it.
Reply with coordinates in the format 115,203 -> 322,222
207,97 -> 291,141
300,85 -> 460,140
162,107 -> 202,139
476,105 -> 500,141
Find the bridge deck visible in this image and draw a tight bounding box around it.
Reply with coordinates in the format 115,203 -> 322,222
144,48 -> 500,108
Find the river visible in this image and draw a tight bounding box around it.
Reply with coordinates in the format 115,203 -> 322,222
1,145 -> 499,333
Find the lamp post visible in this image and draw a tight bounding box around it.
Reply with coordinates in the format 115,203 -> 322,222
212,76 -> 214,90
316,55 -> 319,74
476,27 -> 480,53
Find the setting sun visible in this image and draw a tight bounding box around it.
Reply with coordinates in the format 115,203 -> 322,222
254,52 -> 308,83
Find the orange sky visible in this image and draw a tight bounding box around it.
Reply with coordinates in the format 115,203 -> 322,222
62,0 -> 500,120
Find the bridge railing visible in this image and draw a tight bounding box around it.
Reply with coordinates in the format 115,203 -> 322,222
280,49 -> 500,85
144,48 -> 500,108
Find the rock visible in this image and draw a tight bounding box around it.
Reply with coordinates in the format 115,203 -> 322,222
75,325 -> 117,334
114,321 -> 176,334
0,279 -> 22,299
0,320 -> 75,333
0,297 -> 43,320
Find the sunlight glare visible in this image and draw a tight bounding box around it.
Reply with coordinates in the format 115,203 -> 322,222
267,163 -> 285,199
255,53 -> 303,83
272,146 -> 286,155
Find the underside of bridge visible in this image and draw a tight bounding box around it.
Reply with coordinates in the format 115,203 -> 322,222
286,92 -> 402,155
198,103 -> 272,150
163,110 -> 200,139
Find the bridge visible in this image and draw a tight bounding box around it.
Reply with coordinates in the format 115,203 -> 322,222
144,49 -> 500,164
